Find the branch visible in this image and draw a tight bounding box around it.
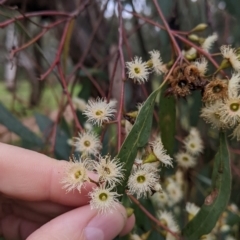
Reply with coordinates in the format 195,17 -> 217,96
117,0 -> 126,152
127,193 -> 182,240
152,0 -> 181,55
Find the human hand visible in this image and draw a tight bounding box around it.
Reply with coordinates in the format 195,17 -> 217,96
0,143 -> 135,239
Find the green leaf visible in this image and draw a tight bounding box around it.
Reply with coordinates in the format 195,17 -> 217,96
158,85 -> 176,156
34,113 -> 71,160
0,102 -> 43,147
182,132 -> 231,239
117,89 -> 160,195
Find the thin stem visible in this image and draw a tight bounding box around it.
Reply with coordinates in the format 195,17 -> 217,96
40,19 -> 72,80
117,0 -> 126,152
10,19 -> 66,58
0,10 -> 70,28
78,65 -> 105,98
127,193 -> 182,239
57,64 -> 83,131
152,0 -> 181,56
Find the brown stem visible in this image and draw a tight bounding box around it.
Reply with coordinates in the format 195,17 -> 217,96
10,19 -> 66,58
116,0 -> 126,152
127,193 -> 182,239
152,0 -> 181,56
57,64 -> 83,131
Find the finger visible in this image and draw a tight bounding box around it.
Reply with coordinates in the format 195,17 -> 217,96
120,214 -> 135,236
0,214 -> 40,240
14,200 -> 73,218
27,204 -> 128,240
0,143 -> 95,206
1,202 -> 50,224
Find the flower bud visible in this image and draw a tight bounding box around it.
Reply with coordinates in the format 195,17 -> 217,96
141,231 -> 151,240
219,58 -> 231,70
188,34 -> 199,42
190,23 -> 208,33
143,152 -> 158,164
126,207 -> 134,217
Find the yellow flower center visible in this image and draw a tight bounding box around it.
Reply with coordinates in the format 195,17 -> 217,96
74,170 -> 82,179
183,156 -> 189,161
95,110 -> 103,116
84,140 -> 91,147
230,103 -> 239,112
134,67 -> 140,74
190,143 -> 195,148
137,175 -> 146,183
147,60 -> 153,68
99,192 -> 108,201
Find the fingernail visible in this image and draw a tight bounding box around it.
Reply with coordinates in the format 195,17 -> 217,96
84,227 -> 104,240
84,206 -> 127,240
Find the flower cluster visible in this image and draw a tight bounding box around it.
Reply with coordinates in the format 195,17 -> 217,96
151,170 -> 184,208
62,154 -> 124,214
165,58 -> 208,98
175,127 -> 203,169
201,72 -> 240,140
59,24 -> 240,239
127,135 -> 171,199
126,50 -> 167,84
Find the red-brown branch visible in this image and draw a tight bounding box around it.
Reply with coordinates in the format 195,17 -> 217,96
117,0 -> 126,152
127,193 -> 182,239
57,64 -> 83,131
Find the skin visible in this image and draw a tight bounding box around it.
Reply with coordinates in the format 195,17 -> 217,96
0,143 -> 135,240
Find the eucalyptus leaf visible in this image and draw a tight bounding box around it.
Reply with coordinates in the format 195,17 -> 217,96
0,102 -> 43,147
182,132 -> 231,239
158,85 -> 176,156
117,89 -> 160,195
34,113 -> 71,160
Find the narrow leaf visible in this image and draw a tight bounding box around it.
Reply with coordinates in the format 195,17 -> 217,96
182,132 -> 231,239
35,113 -> 71,159
158,85 -> 176,156
117,89 -> 160,195
0,103 -> 43,147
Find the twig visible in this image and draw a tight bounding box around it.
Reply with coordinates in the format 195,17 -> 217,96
152,0 -> 181,56
117,0 -> 126,152
0,10 -> 70,28
10,19 -> 66,58
57,64 -> 83,131
127,193 -> 182,240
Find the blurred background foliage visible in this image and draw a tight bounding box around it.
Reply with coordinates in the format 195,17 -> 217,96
0,0 -> 240,239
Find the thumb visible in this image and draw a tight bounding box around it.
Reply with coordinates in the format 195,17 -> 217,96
27,204 -> 128,240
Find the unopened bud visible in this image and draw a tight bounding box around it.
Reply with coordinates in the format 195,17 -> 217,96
190,23 -> 208,33
126,207 -> 134,217
219,58 -> 231,70
166,59 -> 174,68
198,37 -> 205,45
143,153 -> 158,164
188,34 -> 199,42
146,59 -> 153,68
185,53 -> 197,60
124,111 -> 138,118
141,231 -> 151,240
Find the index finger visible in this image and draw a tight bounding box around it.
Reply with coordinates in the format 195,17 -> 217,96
0,143 -> 94,206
